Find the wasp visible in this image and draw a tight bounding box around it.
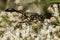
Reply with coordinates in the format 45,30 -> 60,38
5,8 -> 46,23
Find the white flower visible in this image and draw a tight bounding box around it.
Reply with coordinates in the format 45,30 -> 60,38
40,29 -> 47,36
22,23 -> 27,29
15,28 -> 20,37
53,4 -> 58,8
26,10 -> 31,12
18,13 -> 22,17
0,11 -> 6,16
7,12 -> 13,17
50,17 -> 56,23
15,0 -> 20,4
35,36 -> 40,40
57,17 -> 60,22
0,22 -> 6,26
12,12 -> 18,16
17,6 -> 23,10
56,26 -> 60,31
46,39 -> 50,40
44,19 -> 49,26
46,30 -> 50,35
53,4 -> 59,13
47,34 -> 51,39
53,13 -> 59,17
54,36 -> 59,40
30,33 -> 36,38
0,17 -> 2,21
9,16 -> 16,21
52,28 -> 56,33
20,30 -> 26,39
0,27 -> 6,31
47,6 -> 54,13
11,22 -> 17,27
48,25 -> 53,32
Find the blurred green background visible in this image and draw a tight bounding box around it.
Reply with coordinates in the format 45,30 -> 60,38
0,0 -> 60,12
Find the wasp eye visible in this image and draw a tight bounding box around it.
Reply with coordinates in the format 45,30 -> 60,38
5,8 -> 17,12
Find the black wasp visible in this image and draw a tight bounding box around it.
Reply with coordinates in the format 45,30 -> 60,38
5,8 -> 45,23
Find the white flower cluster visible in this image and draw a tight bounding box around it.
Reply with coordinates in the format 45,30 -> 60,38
0,11 -> 22,27
0,2 -> 60,40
